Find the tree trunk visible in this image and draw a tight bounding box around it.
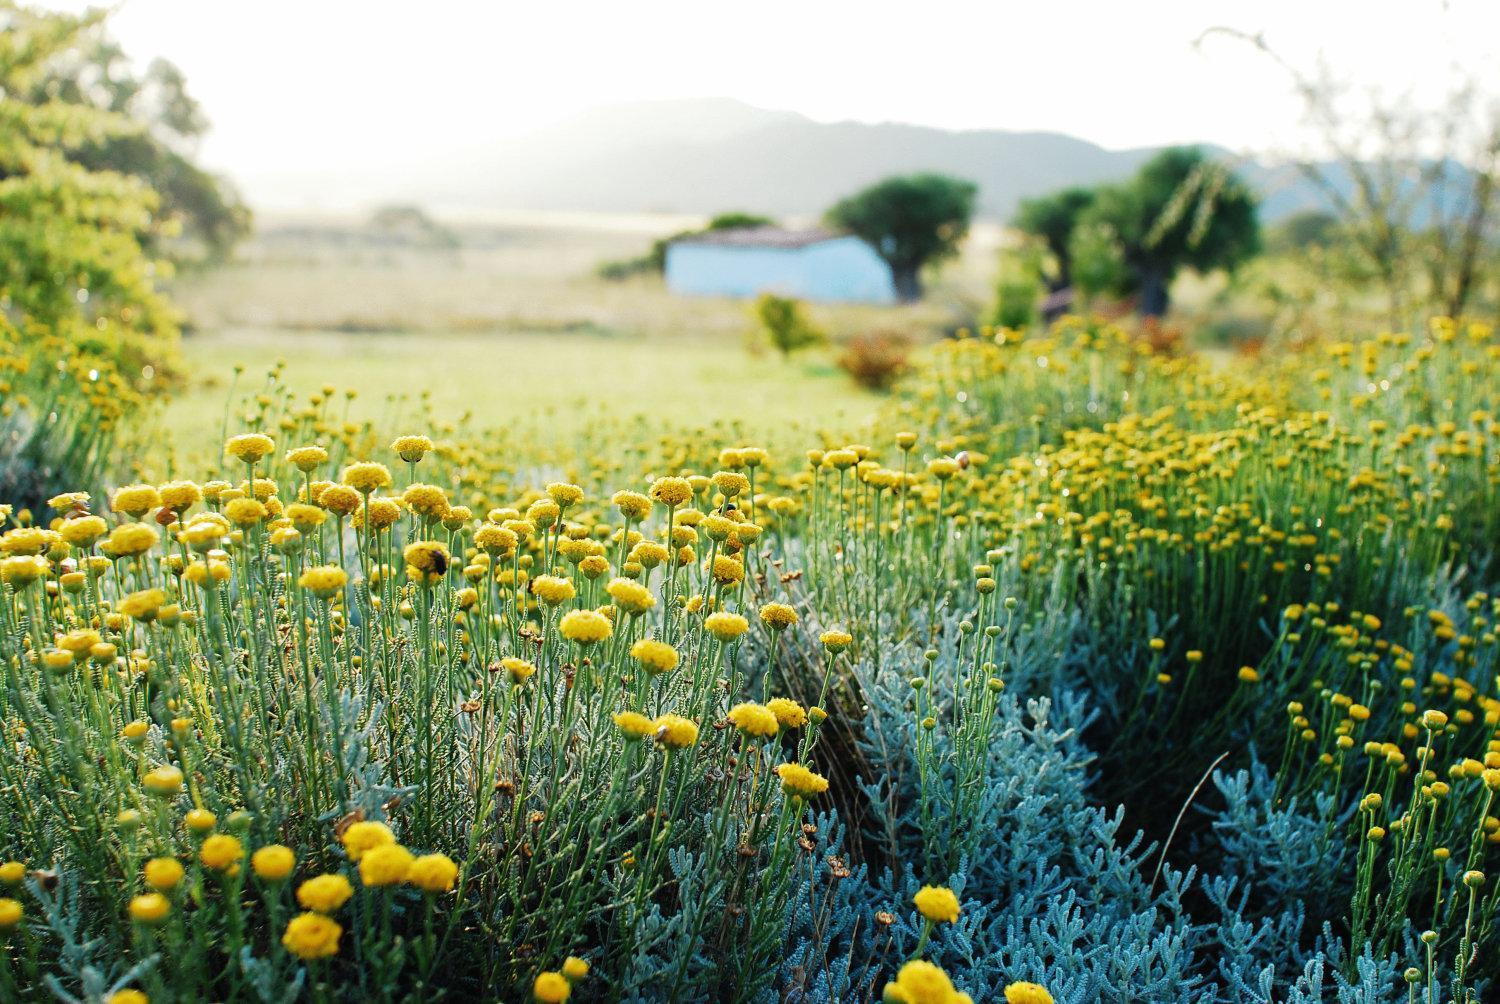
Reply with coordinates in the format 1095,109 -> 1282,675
891,265 -> 922,303
1137,268 -> 1170,318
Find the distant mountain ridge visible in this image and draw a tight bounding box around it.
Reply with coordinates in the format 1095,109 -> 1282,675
425,98 -> 1321,222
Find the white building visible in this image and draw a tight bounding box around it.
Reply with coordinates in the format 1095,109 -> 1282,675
664,227 -> 895,304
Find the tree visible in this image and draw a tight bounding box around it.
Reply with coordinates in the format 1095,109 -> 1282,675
20,16 -> 251,263
703,212 -> 776,233
1083,147 -> 1260,317
0,2 -> 179,380
1267,210 -> 1341,254
1013,187 -> 1096,291
1203,25 -> 1500,324
0,2 -> 182,505
826,174 -> 977,302
613,212 -> 779,277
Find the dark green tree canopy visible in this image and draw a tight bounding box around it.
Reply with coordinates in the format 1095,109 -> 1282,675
704,212 -> 776,232
1013,187 -> 1095,289
1083,147 -> 1260,316
826,173 -> 977,302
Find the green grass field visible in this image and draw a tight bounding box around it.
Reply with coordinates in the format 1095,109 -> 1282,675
155,327 -> 884,470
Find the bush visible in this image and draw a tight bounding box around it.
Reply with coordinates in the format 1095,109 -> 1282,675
754,293 -> 825,358
836,331 -> 912,390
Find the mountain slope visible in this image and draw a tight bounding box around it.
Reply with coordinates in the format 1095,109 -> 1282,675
424,98 -> 1317,221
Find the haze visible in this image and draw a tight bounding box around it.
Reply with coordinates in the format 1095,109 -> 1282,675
37,0 -> 1500,211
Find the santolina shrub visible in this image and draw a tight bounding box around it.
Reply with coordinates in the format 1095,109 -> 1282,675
0,316 -> 1495,1001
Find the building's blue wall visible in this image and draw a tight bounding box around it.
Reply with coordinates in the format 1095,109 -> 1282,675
664,237 -> 896,304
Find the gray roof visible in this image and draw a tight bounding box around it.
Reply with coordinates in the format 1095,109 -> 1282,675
670,226 -> 845,250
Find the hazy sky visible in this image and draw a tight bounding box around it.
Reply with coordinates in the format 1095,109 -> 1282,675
38,0 -> 1500,210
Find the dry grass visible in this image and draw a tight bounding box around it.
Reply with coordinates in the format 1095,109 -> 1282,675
169,210 -> 1004,343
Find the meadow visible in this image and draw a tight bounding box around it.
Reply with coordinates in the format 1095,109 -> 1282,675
0,211 -> 1498,1003
152,212 -> 1001,465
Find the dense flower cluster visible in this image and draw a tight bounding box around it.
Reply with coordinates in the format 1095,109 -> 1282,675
0,316 -> 1494,1001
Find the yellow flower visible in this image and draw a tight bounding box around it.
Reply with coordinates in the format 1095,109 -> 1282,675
341,820 -> 395,862
711,470 -> 750,497
606,576 -> 655,615
282,911 -> 342,959
108,990 -> 148,1004
320,484 -> 363,516
59,514 -> 108,547
759,602 -> 798,630
1003,982 -> 1054,1004
286,445 -> 329,471
47,491 -> 89,512
630,638 -> 679,675
475,523 -> 519,556
296,873 -> 354,913
142,764 -> 184,796
119,588 -> 167,622
533,971 -> 572,1002
200,834 -> 244,872
391,434 -> 435,463
704,611 -> 749,642
710,554 -> 745,585
546,482 -> 585,508
501,656 -> 536,684
406,853 -> 459,893
629,541 -> 669,568
913,885 -> 961,923
404,541 -> 451,584
614,711 -> 655,740
766,698 -> 807,728
882,960 -> 966,1004
0,897 -> 21,930
649,477 -> 693,508
0,861 -> 24,885
157,480 -> 202,512
654,714 -> 699,749
359,497 -> 402,531
532,574 -> 577,606
185,808 -> 216,834
559,609 -> 613,645
562,956 -> 589,981
225,433 -> 276,464
341,461 -> 393,493
298,564 -> 348,599
775,762 -> 829,799
824,449 -> 858,470
111,484 -> 161,517
144,857 -> 185,891
57,629 -> 101,656
612,490 -> 652,521
252,845 -> 296,882
820,629 -> 853,653
526,498 -> 561,528
728,702 -> 779,738
404,483 -> 450,521
108,523 -> 159,558
0,555 -> 48,587
129,892 -> 171,925
224,497 -> 268,527
359,843 -> 414,886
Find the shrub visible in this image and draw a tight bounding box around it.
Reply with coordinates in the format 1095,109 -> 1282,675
836,331 -> 912,390
754,293 -> 825,358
